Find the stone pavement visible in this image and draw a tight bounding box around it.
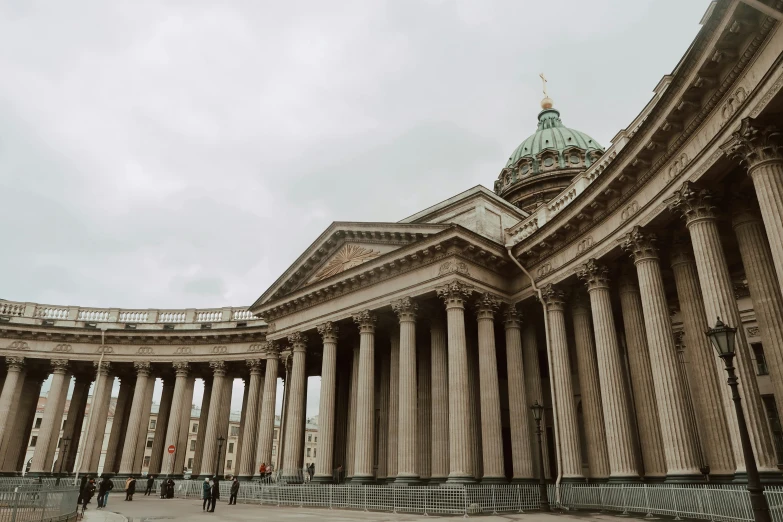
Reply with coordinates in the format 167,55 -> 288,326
81,495 -> 632,521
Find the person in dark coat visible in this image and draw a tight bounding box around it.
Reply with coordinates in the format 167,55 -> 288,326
145,475 -> 154,495
202,478 -> 211,511
166,478 -> 175,499
77,476 -> 89,506
125,476 -> 137,501
229,478 -> 239,505
97,476 -> 113,509
208,478 -> 219,512
81,478 -> 96,510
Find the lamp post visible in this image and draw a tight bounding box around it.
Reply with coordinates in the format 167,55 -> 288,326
706,317 -> 771,522
55,437 -> 71,486
531,401 -> 550,512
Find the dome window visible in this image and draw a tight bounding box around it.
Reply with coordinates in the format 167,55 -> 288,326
543,157 -> 555,167
520,163 -> 530,175
569,154 -> 580,164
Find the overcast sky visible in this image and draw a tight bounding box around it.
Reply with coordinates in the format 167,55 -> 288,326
2,0 -> 709,416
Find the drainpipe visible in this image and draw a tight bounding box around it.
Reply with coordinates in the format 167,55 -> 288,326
505,245 -> 563,506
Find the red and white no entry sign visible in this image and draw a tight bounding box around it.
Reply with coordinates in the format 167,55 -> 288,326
167,445 -> 176,454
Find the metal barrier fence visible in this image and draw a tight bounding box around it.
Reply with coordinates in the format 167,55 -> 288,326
0,485 -> 79,522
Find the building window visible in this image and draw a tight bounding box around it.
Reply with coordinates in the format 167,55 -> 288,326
146,438 -> 154,448
306,448 -> 311,457
192,423 -> 198,433
143,456 -> 151,468
230,426 -> 239,437
314,436 -> 317,443
29,436 -> 37,447
763,395 -> 783,464
226,460 -> 233,470
273,429 -> 278,439
187,458 -> 194,469
752,343 -> 769,375
307,434 -> 312,442
272,448 -> 276,456
228,443 -> 234,454
149,419 -> 157,430
313,448 -> 316,458
34,418 -> 42,429
190,440 -> 196,451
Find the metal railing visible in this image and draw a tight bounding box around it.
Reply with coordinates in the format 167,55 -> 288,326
0,485 -> 79,522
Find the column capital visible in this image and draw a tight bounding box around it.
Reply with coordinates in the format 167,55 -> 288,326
474,292 -> 500,319
316,321 -> 340,343
353,310 -> 377,333
576,258 -> 610,291
134,361 -> 152,377
621,225 -> 659,263
209,360 -> 226,377
94,361 -> 111,376
670,235 -> 696,268
50,359 -> 70,374
665,181 -> 717,225
246,359 -> 264,375
617,271 -> 640,296
262,340 -> 280,359
391,297 -> 418,322
288,332 -> 308,351
5,356 -> 25,372
539,283 -> 567,312
435,280 -> 474,309
720,117 -> 783,171
503,304 -> 522,329
172,361 -> 190,377
570,290 -> 591,315
731,196 -> 763,229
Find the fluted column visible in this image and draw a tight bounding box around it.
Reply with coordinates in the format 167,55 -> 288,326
132,372 -> 156,474
430,318 -> 449,483
118,362 -> 152,475
282,332 -> 307,479
467,336 -> 482,479
473,292 -> 505,483
149,377 -> 175,475
722,118 -> 783,294
352,311 -> 376,484
62,373 -> 90,473
5,375 -> 43,473
733,204 -> 783,418
314,322 -> 339,483
377,347 -> 390,481
417,341 -> 432,481
386,331 -> 399,482
504,306 -> 534,482
200,361 -> 228,477
255,342 -> 279,476
0,357 -> 25,465
174,375 -> 195,475
191,378 -> 212,477
80,361 -> 113,473
522,322 -> 550,479
621,224 -> 701,481
540,284 -> 583,479
237,360 -> 263,479
392,298 -> 419,484
617,273 -> 668,479
577,259 -> 639,480
436,280 -> 476,484
235,378 -> 250,472
161,362 -> 190,476
667,185 -> 779,478
103,374 -> 134,474
568,291 -> 611,480
29,360 -> 70,475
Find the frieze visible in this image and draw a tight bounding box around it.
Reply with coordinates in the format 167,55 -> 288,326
438,260 -> 470,276
174,346 -> 192,355
576,236 -> 593,254
211,345 -> 228,354
620,201 -> 639,222
6,340 -> 29,350
751,65 -> 783,118
247,343 -> 265,353
97,345 -> 113,354
137,346 -> 154,355
535,263 -> 552,280
667,153 -> 689,180
52,344 -> 72,353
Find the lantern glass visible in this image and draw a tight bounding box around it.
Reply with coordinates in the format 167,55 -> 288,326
531,400 -> 544,422
706,317 -> 737,357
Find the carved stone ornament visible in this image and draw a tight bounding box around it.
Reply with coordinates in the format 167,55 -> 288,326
212,345 -> 228,354
747,326 -> 760,337
391,297 -> 418,322
248,343 -> 264,353
665,181 -> 717,225
263,340 -> 280,359
209,360 -> 226,377
435,280 -> 474,307
175,346 -> 192,355
94,361 -> 112,376
720,117 -> 783,170
316,321 -> 339,343
352,310 -> 377,333
97,345 -> 113,354
314,244 -> 381,281
503,305 -> 522,328
53,344 -> 72,353
134,361 -> 152,376
576,258 -> 611,291
288,331 -> 307,349
246,359 -> 263,373
50,359 -> 70,373
7,341 -> 29,351
538,284 -> 567,311
172,361 -> 190,377
621,226 -> 659,263
438,260 -> 470,276
474,292 -> 500,318
6,356 -> 24,371
137,346 -> 154,355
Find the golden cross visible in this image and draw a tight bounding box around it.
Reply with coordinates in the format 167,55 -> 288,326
539,73 -> 548,97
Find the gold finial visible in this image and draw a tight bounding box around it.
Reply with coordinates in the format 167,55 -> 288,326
539,72 -> 553,109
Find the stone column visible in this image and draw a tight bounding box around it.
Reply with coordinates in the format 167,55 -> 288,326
5,374 -> 44,473
377,347 -> 390,481
29,360 -> 70,475
43,365 -> 71,474
577,259 -> 639,481
722,118 -> 783,294
238,360 -> 263,479
540,284 -> 583,480
667,185 -> 779,477
417,340 -> 432,481
0,357 -> 26,464
568,291 -> 611,480
149,377 -> 175,475
333,361 -> 350,476
103,374 -> 134,474
235,378 -> 250,472
217,376 -> 234,469
467,335 -> 482,479
62,373 -> 91,473
314,322 -> 339,483
191,378 -> 212,478
132,373 -> 156,474
175,375 -> 196,475
617,273 -> 668,480
473,292 -> 506,483
522,322 -> 550,479
669,240 -> 736,480
430,318 -> 449,483
436,280 -> 476,484
119,362 -> 152,475
200,361 -> 228,477
386,331 -> 399,483
81,362 -> 113,474
392,298 -> 419,484
621,224 -> 702,481
504,306 -> 534,482
255,342 -> 279,476
282,332 -> 307,478
733,204 -> 783,418
161,362 -> 190,476
352,310 -> 376,484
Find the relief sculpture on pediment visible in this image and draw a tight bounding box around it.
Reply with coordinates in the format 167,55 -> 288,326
314,244 -> 381,281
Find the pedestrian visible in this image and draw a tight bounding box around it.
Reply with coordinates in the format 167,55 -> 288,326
202,478 -> 211,511
145,475 -> 154,495
335,465 -> 343,484
308,463 -> 315,481
77,476 -> 89,506
125,476 -> 137,501
97,476 -> 113,509
82,478 -> 96,511
229,477 -> 239,505
208,477 -> 219,512
166,478 -> 175,499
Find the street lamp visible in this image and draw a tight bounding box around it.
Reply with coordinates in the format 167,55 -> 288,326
531,401 -> 550,513
706,317 -> 770,522
55,437 -> 71,486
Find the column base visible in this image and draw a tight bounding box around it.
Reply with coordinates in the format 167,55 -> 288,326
664,473 -> 705,484
480,476 -> 508,485
428,476 -> 447,485
733,470 -> 783,485
445,474 -> 477,485
559,476 -> 586,484
607,475 -> 641,484
642,475 -> 666,484
167,474 -> 185,480
25,472 -> 50,478
350,475 -> 375,485
510,477 -> 538,485
311,475 -> 333,484
385,477 -> 396,485
708,474 -> 735,484
394,475 -> 422,486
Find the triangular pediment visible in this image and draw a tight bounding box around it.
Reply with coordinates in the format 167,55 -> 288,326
252,222 -> 449,307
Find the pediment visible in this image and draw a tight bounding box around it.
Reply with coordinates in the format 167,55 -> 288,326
252,222 -> 449,307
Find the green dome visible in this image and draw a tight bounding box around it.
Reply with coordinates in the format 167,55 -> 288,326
505,108 -> 603,170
